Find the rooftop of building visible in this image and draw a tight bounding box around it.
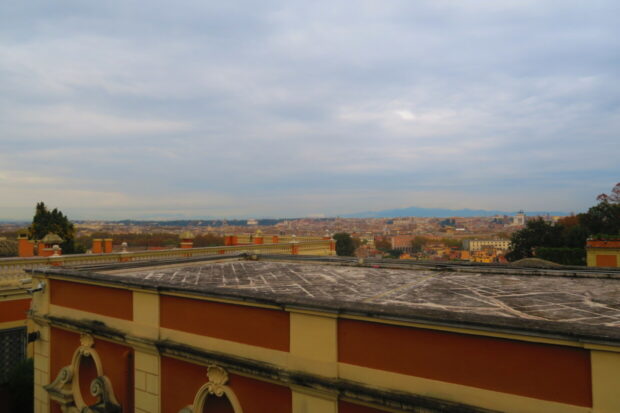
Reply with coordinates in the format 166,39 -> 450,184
33,255 -> 620,344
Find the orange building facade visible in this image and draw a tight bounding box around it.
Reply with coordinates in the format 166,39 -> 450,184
28,256 -> 620,413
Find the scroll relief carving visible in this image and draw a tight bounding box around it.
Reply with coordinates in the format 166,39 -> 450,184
44,334 -> 122,413
179,365 -> 243,413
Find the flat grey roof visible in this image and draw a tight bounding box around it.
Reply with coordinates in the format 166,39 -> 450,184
35,256 -> 620,344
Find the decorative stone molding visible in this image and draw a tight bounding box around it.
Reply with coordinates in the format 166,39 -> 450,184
44,333 -> 122,413
179,365 -> 243,413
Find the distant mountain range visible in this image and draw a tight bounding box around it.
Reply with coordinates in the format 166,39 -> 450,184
0,207 -> 570,223
344,206 -> 568,219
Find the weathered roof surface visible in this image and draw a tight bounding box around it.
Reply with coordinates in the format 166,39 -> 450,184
36,257 -> 620,343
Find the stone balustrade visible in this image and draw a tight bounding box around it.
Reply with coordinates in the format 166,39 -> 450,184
0,240 -> 334,282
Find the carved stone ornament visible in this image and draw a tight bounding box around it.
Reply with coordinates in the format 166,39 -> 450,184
80,333 -> 95,350
205,365 -> 228,397
179,365 -> 243,413
44,334 -> 122,413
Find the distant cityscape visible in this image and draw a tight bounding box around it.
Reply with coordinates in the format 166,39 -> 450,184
0,210 -> 559,264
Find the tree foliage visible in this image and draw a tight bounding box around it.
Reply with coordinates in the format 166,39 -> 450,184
507,183 -> 620,263
29,202 -> 81,254
535,247 -> 586,266
333,232 -> 355,256
579,201 -> 620,236
506,219 -> 564,261
374,238 -> 391,251
410,236 -> 430,253
441,238 -> 462,248
596,182 -> 620,204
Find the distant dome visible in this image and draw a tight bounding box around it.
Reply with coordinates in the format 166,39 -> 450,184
179,231 -> 195,240
41,233 -> 63,244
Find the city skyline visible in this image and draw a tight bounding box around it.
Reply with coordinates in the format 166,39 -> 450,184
1,1 -> 619,219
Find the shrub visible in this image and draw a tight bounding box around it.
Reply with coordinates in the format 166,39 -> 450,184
535,247 -> 586,266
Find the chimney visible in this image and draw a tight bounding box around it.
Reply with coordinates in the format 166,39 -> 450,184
92,239 -> 103,254
17,232 -> 34,257
103,238 -> 113,253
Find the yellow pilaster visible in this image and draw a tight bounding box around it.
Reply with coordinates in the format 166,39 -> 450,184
592,350 -> 620,413
33,325 -> 50,413
30,276 -> 49,315
289,311 -> 338,377
587,250 -> 596,267
132,291 -> 160,340
132,290 -> 161,413
292,386 -> 338,413
32,276 -> 51,413
134,350 -> 160,413
289,311 -> 338,413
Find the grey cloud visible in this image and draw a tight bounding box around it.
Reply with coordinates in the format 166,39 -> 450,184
0,1 -> 618,218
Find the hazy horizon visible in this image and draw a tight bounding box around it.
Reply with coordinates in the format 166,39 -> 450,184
1,1 -> 618,220
0,204 -> 572,222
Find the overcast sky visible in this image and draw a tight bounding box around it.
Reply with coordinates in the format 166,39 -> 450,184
1,1 -> 619,219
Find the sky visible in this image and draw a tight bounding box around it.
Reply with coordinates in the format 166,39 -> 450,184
1,1 -> 619,220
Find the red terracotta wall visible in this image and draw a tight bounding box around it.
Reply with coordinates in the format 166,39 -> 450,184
49,328 -> 133,413
0,298 -> 30,323
338,319 -> 592,407
160,295 -> 290,351
339,401 -> 391,413
161,356 -> 292,413
50,279 -> 133,320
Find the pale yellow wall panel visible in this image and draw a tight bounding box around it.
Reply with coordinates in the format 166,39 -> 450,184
592,350 -> 620,413
290,312 -> 338,377
292,389 -> 337,413
133,291 -> 160,327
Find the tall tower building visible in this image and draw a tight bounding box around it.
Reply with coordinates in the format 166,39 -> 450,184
513,210 -> 526,226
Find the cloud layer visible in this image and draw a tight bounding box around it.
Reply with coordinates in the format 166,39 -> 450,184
1,1 -> 619,219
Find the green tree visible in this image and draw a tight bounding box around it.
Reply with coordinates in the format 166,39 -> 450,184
374,238 -> 391,251
29,202 -> 81,254
506,219 -> 564,261
410,236 -> 430,253
386,249 -> 402,258
441,238 -> 462,248
506,184 -> 620,264
596,182 -> 620,204
333,232 -> 355,256
580,201 -> 620,236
